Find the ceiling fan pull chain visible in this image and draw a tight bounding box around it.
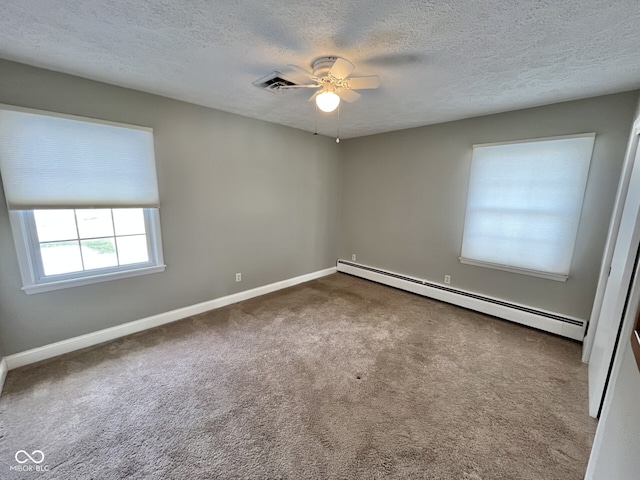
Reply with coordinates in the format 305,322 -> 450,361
314,103 -> 318,135
336,104 -> 340,143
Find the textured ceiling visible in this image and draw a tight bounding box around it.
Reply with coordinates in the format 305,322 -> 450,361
1,0 -> 640,138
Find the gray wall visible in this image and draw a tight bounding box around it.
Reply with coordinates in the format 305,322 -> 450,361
0,59 -> 341,355
0,57 -> 637,357
339,92 -> 639,319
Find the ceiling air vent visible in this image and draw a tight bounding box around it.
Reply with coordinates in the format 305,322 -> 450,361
253,71 -> 298,94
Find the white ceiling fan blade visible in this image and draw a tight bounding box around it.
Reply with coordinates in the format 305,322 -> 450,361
338,89 -> 361,103
287,64 -> 317,80
346,75 -> 380,90
329,58 -> 355,80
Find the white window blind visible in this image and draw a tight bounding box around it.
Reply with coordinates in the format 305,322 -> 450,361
460,133 -> 595,281
0,105 -> 159,210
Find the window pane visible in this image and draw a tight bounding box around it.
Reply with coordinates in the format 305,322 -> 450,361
34,210 -> 78,242
40,241 -> 83,275
113,208 -> 146,236
81,238 -> 118,270
76,209 -> 114,239
116,235 -> 149,265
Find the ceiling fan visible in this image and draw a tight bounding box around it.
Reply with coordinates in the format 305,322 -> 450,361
279,56 -> 380,113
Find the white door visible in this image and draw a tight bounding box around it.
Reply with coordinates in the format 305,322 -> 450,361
587,128 -> 640,417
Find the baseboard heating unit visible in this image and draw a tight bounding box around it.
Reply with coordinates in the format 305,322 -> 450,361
336,259 -> 585,341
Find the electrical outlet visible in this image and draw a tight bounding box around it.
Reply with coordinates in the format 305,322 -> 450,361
444,275 -> 451,285
236,273 -> 242,282
352,254 -> 357,261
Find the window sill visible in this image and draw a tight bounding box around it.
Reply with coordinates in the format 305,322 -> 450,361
459,257 -> 568,282
22,264 -> 166,294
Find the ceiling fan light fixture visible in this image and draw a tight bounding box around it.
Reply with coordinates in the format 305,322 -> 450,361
315,91 -> 340,113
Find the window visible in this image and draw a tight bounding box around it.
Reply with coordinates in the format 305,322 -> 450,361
460,133 -> 595,281
0,105 -> 165,294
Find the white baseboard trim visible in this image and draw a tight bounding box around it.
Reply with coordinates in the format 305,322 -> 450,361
0,358 -> 7,396
337,260 -> 585,341
5,267 -> 337,370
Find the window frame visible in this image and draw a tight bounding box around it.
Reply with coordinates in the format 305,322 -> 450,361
9,208 -> 165,294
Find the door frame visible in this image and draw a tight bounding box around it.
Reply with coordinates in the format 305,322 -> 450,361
583,117 -> 640,362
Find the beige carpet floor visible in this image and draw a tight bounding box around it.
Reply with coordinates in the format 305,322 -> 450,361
0,273 -> 596,479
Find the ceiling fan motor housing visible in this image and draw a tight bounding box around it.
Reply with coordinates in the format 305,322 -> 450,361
312,56 -> 340,78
